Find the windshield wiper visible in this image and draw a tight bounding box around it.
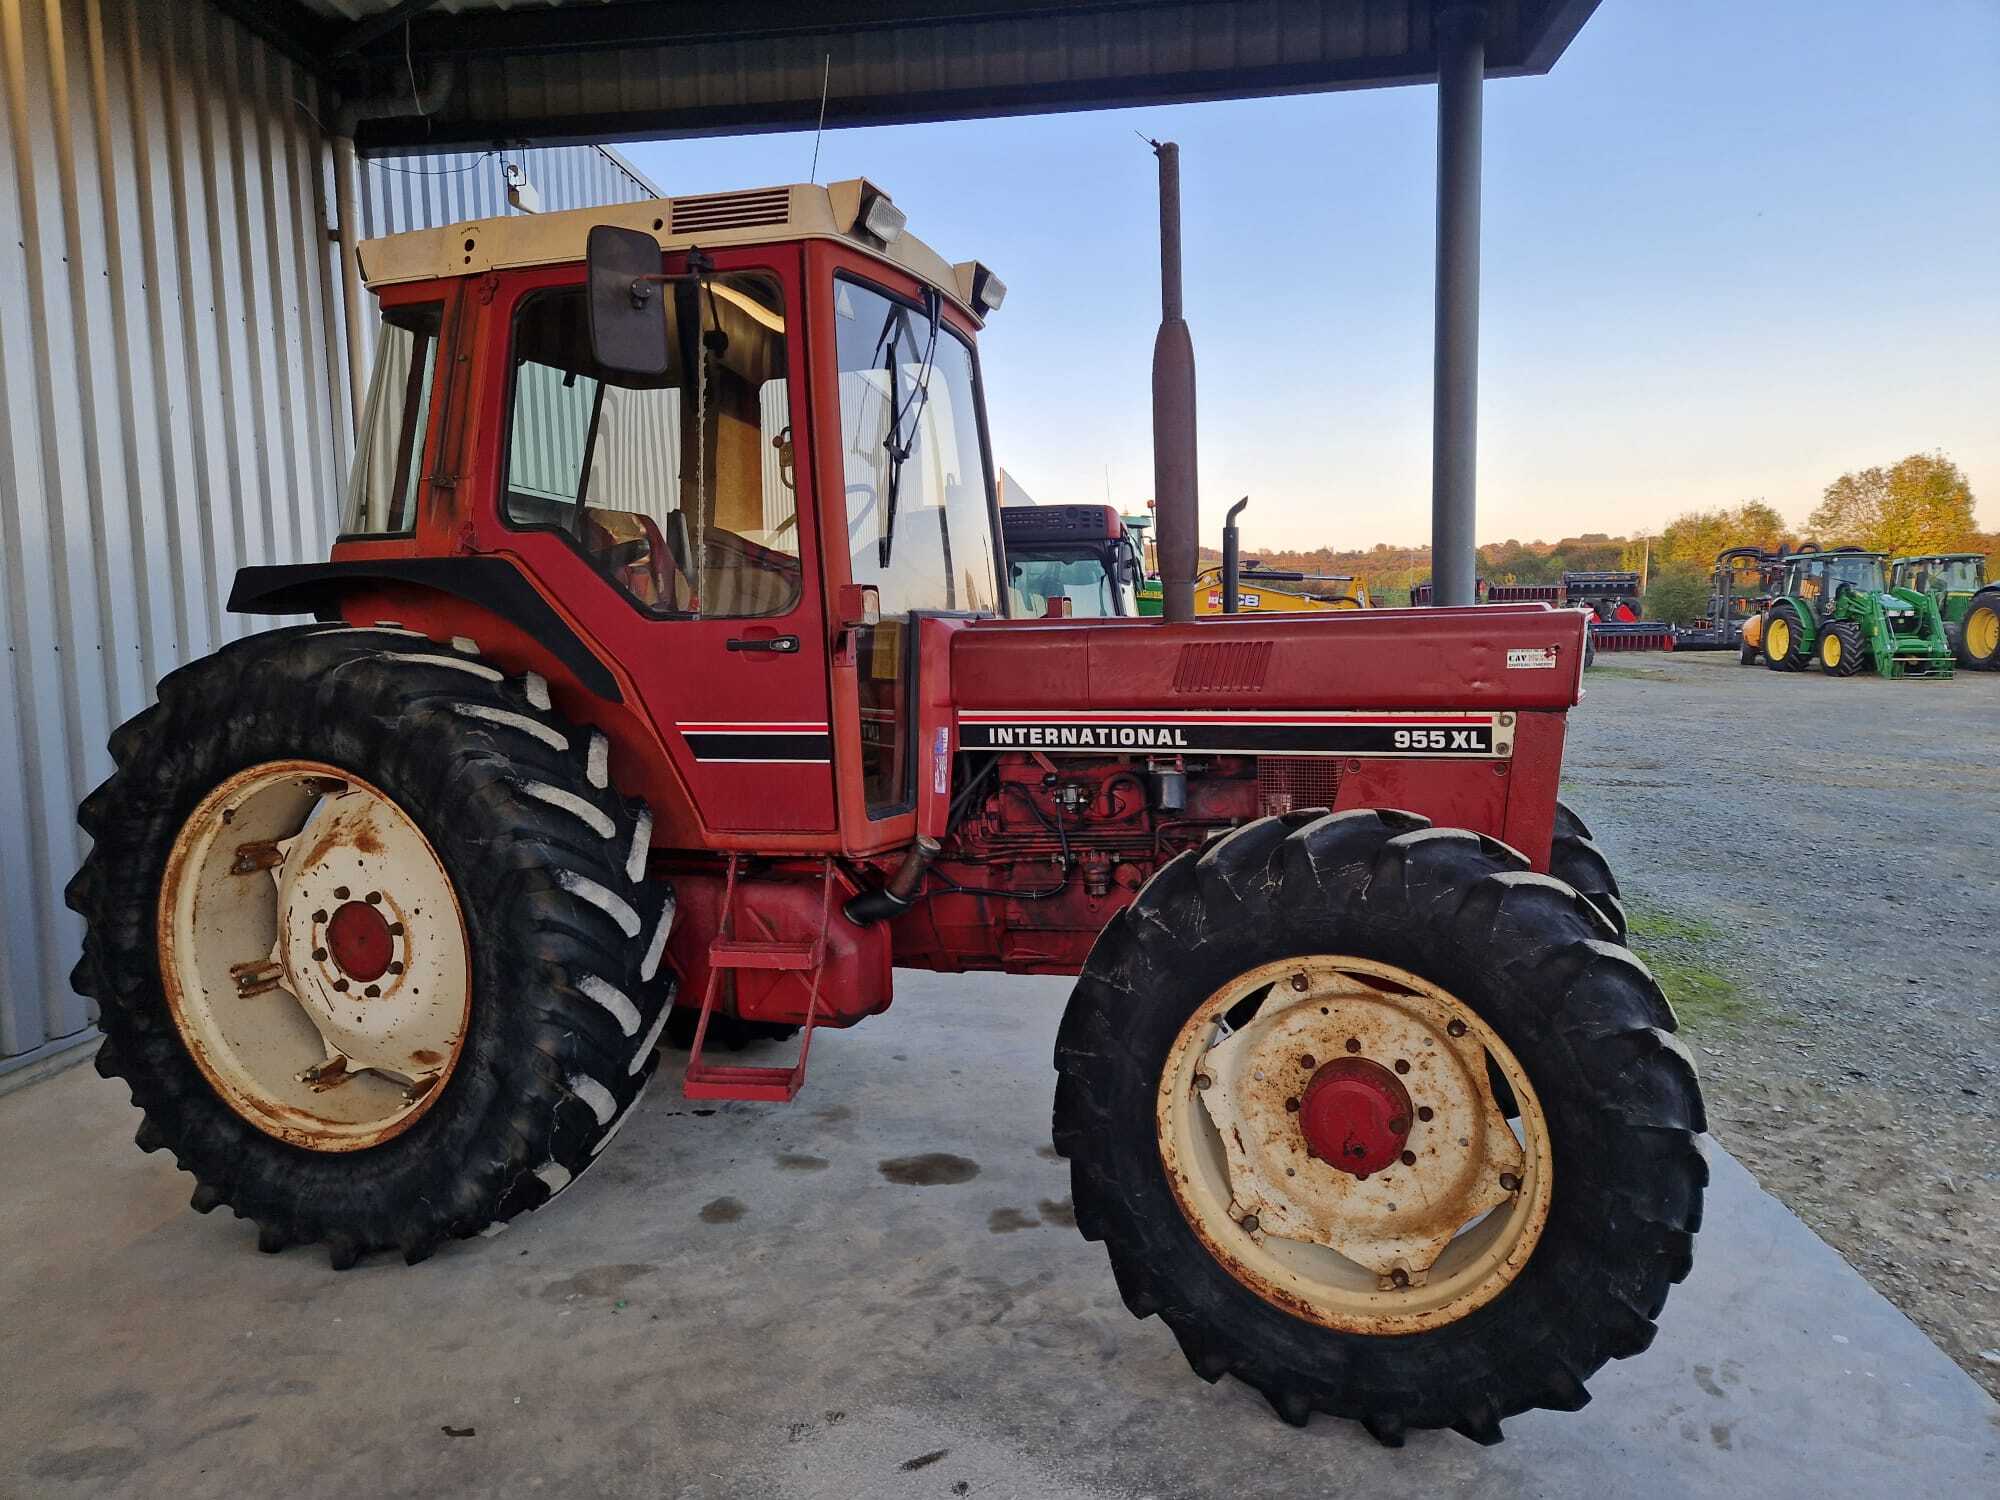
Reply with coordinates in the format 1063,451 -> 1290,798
876,287 -> 942,568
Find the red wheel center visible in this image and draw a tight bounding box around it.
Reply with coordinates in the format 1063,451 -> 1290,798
1298,1058 -> 1414,1177
325,900 -> 393,982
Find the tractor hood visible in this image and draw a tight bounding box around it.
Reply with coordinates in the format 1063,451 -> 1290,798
952,605 -> 1586,712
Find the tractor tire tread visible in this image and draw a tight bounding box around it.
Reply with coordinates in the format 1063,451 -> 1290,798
68,625 -> 674,1268
1052,810 -> 1705,1445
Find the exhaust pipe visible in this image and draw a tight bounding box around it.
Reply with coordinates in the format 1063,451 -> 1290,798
1150,140 -> 1199,623
1221,496 -> 1249,613
844,836 -> 942,924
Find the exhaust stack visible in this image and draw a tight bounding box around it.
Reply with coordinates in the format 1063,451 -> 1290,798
1150,140 -> 1199,623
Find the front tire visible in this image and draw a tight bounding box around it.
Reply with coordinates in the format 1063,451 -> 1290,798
1762,608 -> 1808,672
1052,810 -> 1705,1445
68,625 -> 676,1267
1818,619 -> 1866,676
1551,799 -> 1626,943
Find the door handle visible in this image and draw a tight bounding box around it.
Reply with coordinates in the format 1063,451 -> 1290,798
726,634 -> 799,654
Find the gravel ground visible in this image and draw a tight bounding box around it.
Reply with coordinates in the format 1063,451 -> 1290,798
1563,649 -> 1999,1397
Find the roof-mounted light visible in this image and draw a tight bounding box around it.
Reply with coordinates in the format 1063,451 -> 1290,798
857,185 -> 906,246
952,260 -> 1006,315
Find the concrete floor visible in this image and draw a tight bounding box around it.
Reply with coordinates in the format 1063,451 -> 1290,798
3,972 -> 1995,1500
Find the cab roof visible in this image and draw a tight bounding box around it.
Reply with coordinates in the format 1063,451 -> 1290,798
355,178 -> 988,319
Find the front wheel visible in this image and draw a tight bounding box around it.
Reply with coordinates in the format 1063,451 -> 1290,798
1818,619 -> 1866,676
1052,810 -> 1705,1445
1762,608 -> 1808,672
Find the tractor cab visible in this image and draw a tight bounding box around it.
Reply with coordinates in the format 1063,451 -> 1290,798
1778,548 -> 1889,613
1001,503 -> 1144,617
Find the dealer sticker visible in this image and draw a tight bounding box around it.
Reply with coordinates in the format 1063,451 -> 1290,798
1507,646 -> 1559,670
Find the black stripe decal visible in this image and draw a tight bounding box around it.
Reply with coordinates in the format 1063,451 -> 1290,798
958,722 -> 1501,757
684,732 -> 832,763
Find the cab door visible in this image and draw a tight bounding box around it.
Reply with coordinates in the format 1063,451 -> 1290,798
481,245 -> 835,839
806,244 -> 1004,854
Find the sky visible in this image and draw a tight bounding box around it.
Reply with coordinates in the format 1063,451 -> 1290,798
619,0 -> 2000,553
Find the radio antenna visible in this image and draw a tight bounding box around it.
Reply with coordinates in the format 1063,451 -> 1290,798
809,54 -> 831,183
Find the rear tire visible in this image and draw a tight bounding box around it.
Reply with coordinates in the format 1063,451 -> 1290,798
1957,590 -> 2000,670
1818,619 -> 1866,677
68,625 -> 676,1267
1052,809 -> 1705,1445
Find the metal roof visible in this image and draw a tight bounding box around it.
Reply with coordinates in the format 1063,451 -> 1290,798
215,1 -> 1602,155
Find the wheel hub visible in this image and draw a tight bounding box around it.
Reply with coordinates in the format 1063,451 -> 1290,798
325,899 -> 394,981
1158,956 -> 1553,1334
1298,1058 -> 1412,1176
157,761 -> 470,1151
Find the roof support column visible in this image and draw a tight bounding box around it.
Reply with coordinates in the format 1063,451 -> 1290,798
1430,2 -> 1485,607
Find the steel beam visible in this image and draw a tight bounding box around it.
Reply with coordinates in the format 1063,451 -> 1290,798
1430,2 -> 1486,608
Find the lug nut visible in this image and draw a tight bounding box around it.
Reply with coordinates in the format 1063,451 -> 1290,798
312,948 -> 328,962
365,891 -> 382,905
334,886 -> 350,900
388,923 -> 405,937
1446,1019 -> 1467,1038
1194,1073 -> 1212,1091
1394,1059 -> 1411,1074
313,909 -> 328,924
1299,1054 -> 1316,1070
1239,1214 -> 1260,1233
1499,1172 -> 1521,1192
1400,1150 -> 1417,1166
1345,1038 -> 1361,1054
1417,1106 -> 1434,1122
1284,1097 -> 1300,1113
1389,1268 -> 1410,1288
363,984 -> 380,999
388,961 -> 404,975
332,978 -> 349,993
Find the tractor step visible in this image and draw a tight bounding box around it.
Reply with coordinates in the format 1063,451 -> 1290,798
708,938 -> 820,970
681,855 -> 832,1103
681,1062 -> 804,1102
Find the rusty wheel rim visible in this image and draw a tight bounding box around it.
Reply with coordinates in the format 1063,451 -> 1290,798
1156,956 -> 1553,1334
157,761 -> 471,1152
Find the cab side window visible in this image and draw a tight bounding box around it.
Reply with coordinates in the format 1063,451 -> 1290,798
503,277 -> 799,618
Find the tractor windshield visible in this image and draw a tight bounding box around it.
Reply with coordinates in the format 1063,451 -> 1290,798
1822,554 -> 1886,596
1925,558 -> 1985,592
833,277 -> 998,616
1008,545 -> 1129,618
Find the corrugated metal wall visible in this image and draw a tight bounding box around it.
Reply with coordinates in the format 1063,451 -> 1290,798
0,0 -> 658,1074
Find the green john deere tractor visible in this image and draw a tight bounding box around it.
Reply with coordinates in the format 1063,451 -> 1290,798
1889,553 -> 1999,672
1758,548 -> 1954,680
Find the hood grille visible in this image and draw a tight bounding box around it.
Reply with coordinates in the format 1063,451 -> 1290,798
671,187 -> 792,234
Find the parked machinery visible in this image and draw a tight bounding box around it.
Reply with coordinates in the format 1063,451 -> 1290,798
1890,553 -> 1999,672
1757,548 -> 1954,678
1675,547 -> 1781,658
1001,503 -> 1146,618
68,180 -> 1702,1445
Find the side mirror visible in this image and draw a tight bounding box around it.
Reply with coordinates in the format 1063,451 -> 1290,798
586,225 -> 670,378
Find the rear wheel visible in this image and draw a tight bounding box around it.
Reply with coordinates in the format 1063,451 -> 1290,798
1762,608 -> 1808,672
1818,619 -> 1866,676
1053,810 -> 1705,1445
68,625 -> 676,1267
1958,591 -> 2000,670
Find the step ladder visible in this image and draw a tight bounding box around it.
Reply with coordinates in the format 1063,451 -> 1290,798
681,855 -> 833,1102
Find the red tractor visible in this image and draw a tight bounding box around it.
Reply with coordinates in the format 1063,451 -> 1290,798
69,180 -> 1701,1446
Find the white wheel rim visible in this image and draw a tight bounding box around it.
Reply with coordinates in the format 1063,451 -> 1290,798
157,760 -> 471,1151
1156,956 -> 1554,1334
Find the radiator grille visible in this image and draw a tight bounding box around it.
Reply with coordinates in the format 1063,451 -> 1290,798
1256,758 -> 1341,817
671,187 -> 792,233
1171,640 -> 1272,692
